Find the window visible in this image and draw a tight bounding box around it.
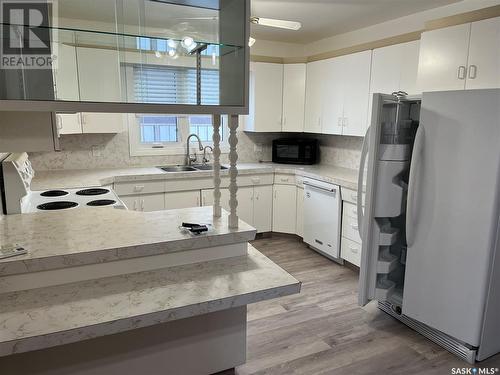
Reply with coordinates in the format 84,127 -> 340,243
139,115 -> 178,144
127,62 -> 227,156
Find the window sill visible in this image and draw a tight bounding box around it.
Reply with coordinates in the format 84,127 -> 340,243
130,145 -> 230,157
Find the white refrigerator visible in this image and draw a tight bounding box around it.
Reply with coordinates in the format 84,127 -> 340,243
358,89 -> 500,363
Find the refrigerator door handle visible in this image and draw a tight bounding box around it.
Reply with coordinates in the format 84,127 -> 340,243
357,126 -> 371,237
406,125 -> 425,247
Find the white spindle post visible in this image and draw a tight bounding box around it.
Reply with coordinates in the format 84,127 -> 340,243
228,114 -> 239,228
212,114 -> 222,218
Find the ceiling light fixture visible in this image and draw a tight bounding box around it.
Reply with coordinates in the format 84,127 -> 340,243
250,17 -> 301,31
181,36 -> 196,51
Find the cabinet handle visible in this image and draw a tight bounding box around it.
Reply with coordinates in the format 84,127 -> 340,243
134,185 -> 145,192
338,117 -> 343,127
468,65 -> 477,79
251,177 -> 260,184
280,177 -> 289,182
349,246 -> 359,254
343,117 -> 348,127
351,224 -> 359,231
133,200 -> 137,211
140,199 -> 145,211
457,66 -> 467,80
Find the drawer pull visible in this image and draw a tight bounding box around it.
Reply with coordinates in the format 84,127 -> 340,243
134,185 -> 145,192
280,177 -> 289,182
252,177 -> 260,184
351,224 -> 359,231
349,246 -> 359,254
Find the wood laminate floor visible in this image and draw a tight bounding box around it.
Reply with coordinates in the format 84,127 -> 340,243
233,234 -> 500,375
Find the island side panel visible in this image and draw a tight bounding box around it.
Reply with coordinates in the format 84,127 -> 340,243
0,306 -> 247,375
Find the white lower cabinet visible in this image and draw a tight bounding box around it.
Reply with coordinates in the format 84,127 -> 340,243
340,200 -> 362,267
253,185 -> 273,233
165,190 -> 200,210
272,184 -> 297,234
201,186 -> 272,233
201,188 -> 230,211
296,187 -> 304,238
121,193 -> 165,212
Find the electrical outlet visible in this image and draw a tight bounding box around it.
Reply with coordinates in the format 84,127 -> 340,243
91,145 -> 103,157
254,144 -> 263,153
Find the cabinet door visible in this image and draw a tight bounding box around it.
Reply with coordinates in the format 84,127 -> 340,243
76,47 -> 122,102
321,57 -> 344,135
282,64 -> 306,132
253,185 -> 273,233
399,40 -> 421,95
120,195 -> 139,211
201,188 -> 230,211
341,51 -> 372,137
417,24 -> 470,92
246,62 -> 283,132
56,113 -> 82,135
53,44 -> 80,101
165,191 -> 200,210
296,187 -> 304,238
121,193 -> 164,212
467,17 -> 500,90
304,59 -> 326,133
81,113 -> 124,133
237,186 -> 255,227
272,184 -> 297,234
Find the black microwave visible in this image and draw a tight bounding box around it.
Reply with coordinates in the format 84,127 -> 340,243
272,139 -> 319,165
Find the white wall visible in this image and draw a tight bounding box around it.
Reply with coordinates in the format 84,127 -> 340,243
304,0 -> 500,55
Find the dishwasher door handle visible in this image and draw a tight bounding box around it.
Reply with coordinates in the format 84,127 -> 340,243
304,181 -> 337,194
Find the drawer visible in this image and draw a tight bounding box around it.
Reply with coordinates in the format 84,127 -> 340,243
343,201 -> 359,219
342,187 -> 364,205
342,210 -> 362,243
238,173 -> 274,187
274,173 -> 296,185
114,180 -> 165,196
341,237 -> 361,267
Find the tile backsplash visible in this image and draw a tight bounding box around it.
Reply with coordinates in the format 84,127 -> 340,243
28,129 -> 362,171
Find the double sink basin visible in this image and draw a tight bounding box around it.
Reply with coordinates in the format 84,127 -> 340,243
158,165 -> 229,173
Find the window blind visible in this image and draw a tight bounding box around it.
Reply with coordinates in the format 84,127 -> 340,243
133,65 -> 219,105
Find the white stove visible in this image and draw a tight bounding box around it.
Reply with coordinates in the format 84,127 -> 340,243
1,153 -> 125,214
24,187 -> 125,213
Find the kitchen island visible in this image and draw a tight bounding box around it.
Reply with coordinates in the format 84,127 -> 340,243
0,206 -> 301,375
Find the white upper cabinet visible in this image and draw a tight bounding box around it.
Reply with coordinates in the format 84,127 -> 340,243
53,44 -> 80,101
76,47 -> 122,102
80,113 -> 125,133
244,62 -> 284,132
370,41 -> 420,96
417,23 -> 471,92
56,113 -> 81,135
466,16 -> 500,89
304,59 -> 327,134
318,51 -> 372,137
341,50 -> 372,137
369,41 -> 420,128
282,64 -> 306,132
321,57 -> 344,135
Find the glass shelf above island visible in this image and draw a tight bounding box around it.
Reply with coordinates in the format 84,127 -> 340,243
0,0 -> 249,115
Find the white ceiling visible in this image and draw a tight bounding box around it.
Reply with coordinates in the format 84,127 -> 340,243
250,0 -> 461,43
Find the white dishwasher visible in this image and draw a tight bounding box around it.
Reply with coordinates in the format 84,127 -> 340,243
303,177 -> 341,261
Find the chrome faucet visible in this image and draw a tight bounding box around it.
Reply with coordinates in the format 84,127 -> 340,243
203,146 -> 213,165
185,134 -> 204,166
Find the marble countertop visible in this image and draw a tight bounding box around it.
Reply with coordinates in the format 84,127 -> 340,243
0,245 -> 301,357
0,206 -> 256,276
31,163 -> 359,191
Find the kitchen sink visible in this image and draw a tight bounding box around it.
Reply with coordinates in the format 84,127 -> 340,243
159,165 -> 198,172
158,165 -> 228,173
191,165 -> 229,171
